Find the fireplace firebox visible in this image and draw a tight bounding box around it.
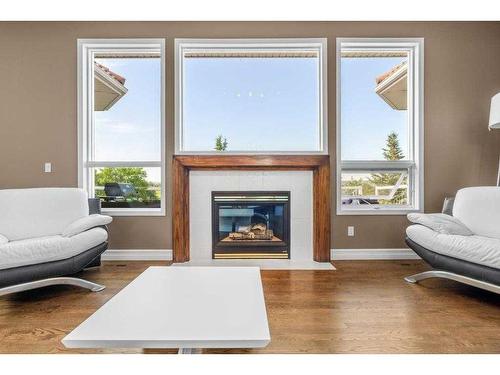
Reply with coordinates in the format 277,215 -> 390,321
212,191 -> 290,259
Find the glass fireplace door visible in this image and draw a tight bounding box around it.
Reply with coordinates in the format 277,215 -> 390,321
212,191 -> 290,259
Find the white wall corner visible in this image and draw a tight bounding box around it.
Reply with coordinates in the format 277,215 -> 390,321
102,249 -> 173,261
331,248 -> 420,260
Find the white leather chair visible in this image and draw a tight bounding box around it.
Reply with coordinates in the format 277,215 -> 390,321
0,188 -> 112,296
405,186 -> 500,294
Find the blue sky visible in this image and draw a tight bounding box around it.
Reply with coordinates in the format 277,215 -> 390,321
94,57 -> 161,183
182,57 -> 320,151
94,55 -> 407,182
341,56 -> 408,160
94,57 -> 161,162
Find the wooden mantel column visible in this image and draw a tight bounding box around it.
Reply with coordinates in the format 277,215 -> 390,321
172,155 -> 331,263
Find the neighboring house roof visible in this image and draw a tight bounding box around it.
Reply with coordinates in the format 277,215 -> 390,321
95,62 -> 126,85
94,62 -> 128,111
375,61 -> 408,110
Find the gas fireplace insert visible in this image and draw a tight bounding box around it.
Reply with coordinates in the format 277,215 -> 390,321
211,191 -> 290,259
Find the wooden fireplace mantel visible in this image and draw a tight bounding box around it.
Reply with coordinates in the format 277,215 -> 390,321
172,155 -> 331,263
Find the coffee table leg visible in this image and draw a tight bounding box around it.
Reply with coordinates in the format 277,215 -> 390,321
178,348 -> 203,354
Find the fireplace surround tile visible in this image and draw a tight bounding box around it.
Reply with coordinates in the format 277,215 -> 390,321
189,170 -> 313,262
291,218 -> 313,251
173,155 -> 330,263
237,171 -> 264,189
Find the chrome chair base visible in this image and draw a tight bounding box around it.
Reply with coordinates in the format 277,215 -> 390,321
0,277 -> 105,297
405,270 -> 500,294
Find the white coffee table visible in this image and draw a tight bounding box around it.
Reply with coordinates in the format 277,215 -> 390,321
62,266 -> 270,353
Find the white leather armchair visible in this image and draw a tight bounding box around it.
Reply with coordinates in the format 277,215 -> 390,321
405,187 -> 500,294
0,188 -> 112,296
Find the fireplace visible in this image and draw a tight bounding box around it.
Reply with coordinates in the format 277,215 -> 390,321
212,191 -> 290,259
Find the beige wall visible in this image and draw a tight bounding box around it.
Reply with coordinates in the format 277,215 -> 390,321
1,22 -> 499,250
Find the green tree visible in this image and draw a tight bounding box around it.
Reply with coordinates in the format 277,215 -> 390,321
369,131 -> 407,205
214,135 -> 228,151
342,177 -> 375,199
382,131 -> 405,161
95,167 -> 157,202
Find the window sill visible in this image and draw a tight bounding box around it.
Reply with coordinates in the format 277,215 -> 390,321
336,207 -> 422,216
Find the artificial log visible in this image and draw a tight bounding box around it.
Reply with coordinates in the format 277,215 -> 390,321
236,225 -> 252,234
228,229 -> 274,240
251,223 -> 267,235
229,232 -> 255,240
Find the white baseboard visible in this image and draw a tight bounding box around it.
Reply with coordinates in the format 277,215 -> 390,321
101,249 -> 418,262
331,248 -> 420,260
102,249 -> 173,261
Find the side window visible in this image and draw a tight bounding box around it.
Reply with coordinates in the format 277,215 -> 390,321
337,38 -> 423,214
79,40 -> 165,216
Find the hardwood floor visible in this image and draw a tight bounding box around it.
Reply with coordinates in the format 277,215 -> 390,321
0,260 -> 499,354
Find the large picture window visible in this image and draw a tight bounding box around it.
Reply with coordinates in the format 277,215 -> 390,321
175,39 -> 327,154
337,38 -> 423,214
78,39 -> 165,216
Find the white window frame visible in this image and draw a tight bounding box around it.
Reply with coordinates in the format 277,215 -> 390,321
336,38 -> 424,215
175,38 -> 328,155
77,38 -> 166,216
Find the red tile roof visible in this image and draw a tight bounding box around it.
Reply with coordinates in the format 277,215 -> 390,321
375,61 -> 407,85
95,62 -> 126,85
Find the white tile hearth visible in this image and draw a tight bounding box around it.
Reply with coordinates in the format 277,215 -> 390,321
188,170 -> 334,270
173,259 -> 335,270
